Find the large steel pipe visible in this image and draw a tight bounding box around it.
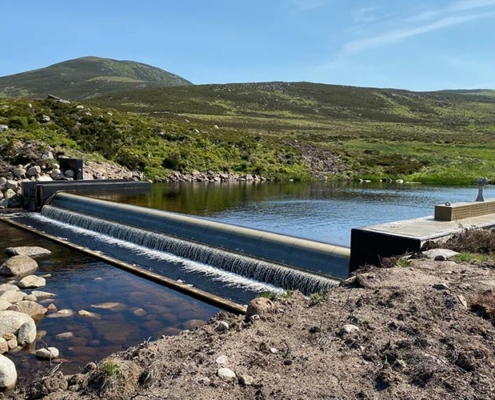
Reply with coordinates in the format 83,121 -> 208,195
46,192 -> 350,278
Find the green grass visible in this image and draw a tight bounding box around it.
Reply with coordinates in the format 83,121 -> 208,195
2,79 -> 495,183
451,252 -> 491,263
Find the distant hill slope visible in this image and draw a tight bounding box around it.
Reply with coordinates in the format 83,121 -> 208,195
0,56 -> 192,100
439,89 -> 495,98
93,81 -> 495,124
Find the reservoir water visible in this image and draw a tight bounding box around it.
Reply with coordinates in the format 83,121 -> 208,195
1,181 -> 491,385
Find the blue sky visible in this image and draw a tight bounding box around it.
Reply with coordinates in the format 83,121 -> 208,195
1,0 -> 494,90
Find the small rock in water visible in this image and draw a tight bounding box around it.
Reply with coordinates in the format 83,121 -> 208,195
130,307 -> 147,317
77,310 -> 101,319
31,290 -> 56,299
18,275 -> 46,289
183,319 -> 205,330
36,347 -> 59,359
5,246 -> 51,257
90,302 -> 126,312
0,255 -> 38,277
46,309 -> 74,318
55,332 -> 74,341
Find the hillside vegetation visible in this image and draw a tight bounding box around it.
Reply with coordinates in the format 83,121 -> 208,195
0,56 -> 191,100
92,81 -> 495,184
1,74 -> 495,183
0,98 -> 315,182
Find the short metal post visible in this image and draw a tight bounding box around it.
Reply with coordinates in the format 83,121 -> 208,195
476,177 -> 487,202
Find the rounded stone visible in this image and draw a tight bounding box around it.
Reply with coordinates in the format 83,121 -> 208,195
0,255 -> 38,277
36,347 -> 59,359
0,354 -> 17,390
217,367 -> 236,381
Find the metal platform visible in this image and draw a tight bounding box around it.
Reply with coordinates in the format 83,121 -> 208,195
350,212 -> 495,271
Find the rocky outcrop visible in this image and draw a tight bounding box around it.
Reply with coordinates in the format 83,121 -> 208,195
0,143 -> 141,209
165,170 -> 269,183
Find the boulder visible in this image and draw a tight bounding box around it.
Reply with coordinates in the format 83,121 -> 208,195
0,255 -> 38,276
0,354 -> 17,390
0,291 -> 24,304
0,284 -> 20,293
5,180 -> 17,191
0,311 -> 36,344
26,166 -> 41,177
0,300 -> 12,311
4,334 -> 16,351
17,275 -> 46,289
17,321 -> 37,345
8,300 -> 47,318
0,338 -> 7,354
0,124 -> 8,132
12,167 -> 26,178
4,189 -> 16,200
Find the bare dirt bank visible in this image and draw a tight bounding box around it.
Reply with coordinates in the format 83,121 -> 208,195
7,251 -> 495,400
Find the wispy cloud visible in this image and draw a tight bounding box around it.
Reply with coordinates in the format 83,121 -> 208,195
341,0 -> 495,56
352,7 -> 381,23
343,13 -> 491,56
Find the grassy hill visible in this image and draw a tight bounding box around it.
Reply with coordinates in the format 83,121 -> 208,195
0,56 -> 192,100
88,82 -> 495,184
1,76 -> 495,184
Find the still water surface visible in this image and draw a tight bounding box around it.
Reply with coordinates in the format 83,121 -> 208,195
1,181 -> 492,385
103,181 -> 493,246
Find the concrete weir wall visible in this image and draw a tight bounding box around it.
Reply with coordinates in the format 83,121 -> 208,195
46,192 -> 350,279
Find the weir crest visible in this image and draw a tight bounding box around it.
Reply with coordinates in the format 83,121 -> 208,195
40,204 -> 340,294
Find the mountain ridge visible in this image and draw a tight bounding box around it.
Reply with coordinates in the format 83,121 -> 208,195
0,56 -> 192,100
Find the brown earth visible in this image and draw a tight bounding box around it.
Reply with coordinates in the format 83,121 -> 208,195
6,250 -> 495,400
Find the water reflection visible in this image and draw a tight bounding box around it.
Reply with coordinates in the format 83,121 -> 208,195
98,181 -> 494,246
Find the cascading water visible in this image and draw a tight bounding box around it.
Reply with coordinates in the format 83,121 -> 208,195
40,205 -> 339,294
